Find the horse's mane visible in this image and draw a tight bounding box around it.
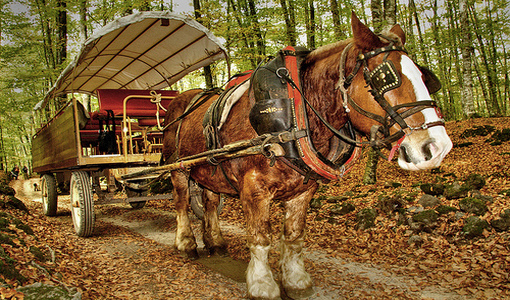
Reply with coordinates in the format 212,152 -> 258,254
305,39 -> 352,63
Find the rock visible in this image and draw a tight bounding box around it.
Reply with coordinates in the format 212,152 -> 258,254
384,181 -> 402,188
418,194 -> 441,208
0,246 -> 27,283
0,196 -> 29,213
355,208 -> 378,230
377,195 -> 404,215
29,246 -> 50,262
408,235 -> 424,246
490,210 -> 510,232
463,174 -> 486,190
0,184 -> 15,196
330,202 -> 355,215
409,209 -> 438,233
412,209 -> 439,225
462,216 -> 489,238
491,218 -> 510,232
16,283 -> 81,300
459,197 -> 488,216
469,190 -> 493,203
407,206 -> 424,214
455,211 -> 466,220
436,205 -> 458,215
419,183 -> 445,196
444,182 -> 468,199
309,197 -> 323,209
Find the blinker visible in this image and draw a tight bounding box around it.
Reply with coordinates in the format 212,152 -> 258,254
369,60 -> 401,95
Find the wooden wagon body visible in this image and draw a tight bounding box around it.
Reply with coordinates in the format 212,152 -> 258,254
32,12 -> 229,236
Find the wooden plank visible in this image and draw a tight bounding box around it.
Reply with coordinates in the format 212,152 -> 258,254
32,104 -> 79,173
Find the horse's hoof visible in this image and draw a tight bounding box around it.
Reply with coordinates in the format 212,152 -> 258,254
185,249 -> 199,260
283,286 -> 314,299
208,246 -> 228,257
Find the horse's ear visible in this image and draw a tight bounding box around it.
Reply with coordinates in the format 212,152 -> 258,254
351,11 -> 385,50
389,24 -> 406,45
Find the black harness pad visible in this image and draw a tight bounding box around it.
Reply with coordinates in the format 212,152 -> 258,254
249,47 -> 310,160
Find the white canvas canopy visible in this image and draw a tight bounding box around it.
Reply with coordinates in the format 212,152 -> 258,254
41,11 -> 228,107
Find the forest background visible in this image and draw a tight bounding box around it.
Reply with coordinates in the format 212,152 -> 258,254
0,0 -> 509,173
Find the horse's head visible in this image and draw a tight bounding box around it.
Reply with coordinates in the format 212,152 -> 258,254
342,13 -> 452,171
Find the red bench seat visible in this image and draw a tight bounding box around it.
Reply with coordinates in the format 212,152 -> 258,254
96,89 -> 179,118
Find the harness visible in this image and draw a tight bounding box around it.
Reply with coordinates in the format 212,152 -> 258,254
335,41 -> 445,159
250,46 -> 360,181
250,40 -> 445,181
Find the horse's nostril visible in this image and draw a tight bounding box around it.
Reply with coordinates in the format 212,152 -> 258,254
400,145 -> 411,163
422,142 -> 434,161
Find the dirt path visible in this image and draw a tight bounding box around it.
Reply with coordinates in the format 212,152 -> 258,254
12,179 -> 468,299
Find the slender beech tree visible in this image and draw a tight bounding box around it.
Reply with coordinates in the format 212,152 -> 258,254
459,0 -> 476,118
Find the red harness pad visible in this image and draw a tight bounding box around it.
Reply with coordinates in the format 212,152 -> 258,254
226,71 -> 253,90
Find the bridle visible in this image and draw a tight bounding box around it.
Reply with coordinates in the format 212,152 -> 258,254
331,39 -> 445,159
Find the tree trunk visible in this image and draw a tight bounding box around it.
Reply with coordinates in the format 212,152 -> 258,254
459,0 -> 476,118
470,3 -> 501,117
371,0 -> 383,33
56,0 -> 67,109
383,0 -> 396,26
193,0 -> 213,88
409,0 -> 429,65
247,0 -> 265,58
280,0 -> 297,45
330,0 -> 342,40
304,0 -> 316,49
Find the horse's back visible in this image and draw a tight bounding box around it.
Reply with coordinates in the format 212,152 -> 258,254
161,89 -> 205,164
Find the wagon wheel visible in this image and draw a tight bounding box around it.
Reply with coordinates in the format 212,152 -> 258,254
41,174 -> 58,216
70,171 -> 95,237
189,182 -> 224,220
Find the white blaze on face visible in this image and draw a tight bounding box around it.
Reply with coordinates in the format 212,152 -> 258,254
398,56 -> 453,171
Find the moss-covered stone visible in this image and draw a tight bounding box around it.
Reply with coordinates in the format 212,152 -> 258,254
0,246 -> 27,284
463,216 -> 489,238
412,209 -> 439,225
0,184 -> 15,196
0,233 -> 17,247
17,283 -> 81,300
460,125 -> 495,138
377,195 -> 404,215
29,246 -> 49,262
330,202 -> 355,215
420,183 -> 445,196
418,194 -> 441,208
355,208 -> 378,230
459,197 -> 488,216
5,196 -> 29,213
490,218 -> 510,232
463,174 -> 486,190
436,205 -> 458,215
309,197 -> 324,209
444,182 -> 468,199
12,218 -> 34,235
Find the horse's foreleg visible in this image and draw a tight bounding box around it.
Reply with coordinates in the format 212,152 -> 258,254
242,176 -> 280,300
171,171 -> 198,260
280,188 -> 316,299
202,189 -> 227,256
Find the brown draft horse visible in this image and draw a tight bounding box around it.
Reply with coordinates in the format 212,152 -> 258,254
162,13 -> 452,300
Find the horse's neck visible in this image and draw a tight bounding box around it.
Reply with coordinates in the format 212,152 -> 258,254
301,46 -> 348,152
